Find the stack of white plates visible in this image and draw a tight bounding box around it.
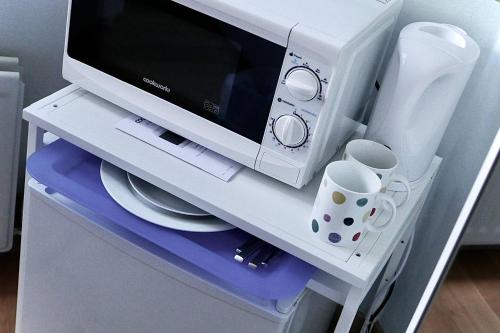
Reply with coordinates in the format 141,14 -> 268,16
100,161 -> 234,232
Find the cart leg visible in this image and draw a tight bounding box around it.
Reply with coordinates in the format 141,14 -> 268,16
24,123 -> 44,184
334,286 -> 364,333
17,123 -> 44,333
26,123 -> 44,159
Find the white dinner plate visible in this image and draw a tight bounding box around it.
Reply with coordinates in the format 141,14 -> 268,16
100,161 -> 235,232
127,172 -> 211,217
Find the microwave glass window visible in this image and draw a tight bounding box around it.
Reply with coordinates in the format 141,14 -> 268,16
68,0 -> 286,143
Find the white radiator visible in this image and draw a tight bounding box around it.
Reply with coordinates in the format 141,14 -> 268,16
0,57 -> 23,252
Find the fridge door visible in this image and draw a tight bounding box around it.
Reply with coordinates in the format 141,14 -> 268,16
17,179 -> 338,333
17,180 -> 290,333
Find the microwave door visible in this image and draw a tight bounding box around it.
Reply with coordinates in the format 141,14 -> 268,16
67,0 -> 286,144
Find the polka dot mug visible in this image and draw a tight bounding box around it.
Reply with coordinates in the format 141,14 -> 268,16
344,139 -> 411,207
310,160 -> 397,247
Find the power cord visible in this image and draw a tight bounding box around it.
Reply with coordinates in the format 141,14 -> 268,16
361,227 -> 416,333
364,283 -> 396,333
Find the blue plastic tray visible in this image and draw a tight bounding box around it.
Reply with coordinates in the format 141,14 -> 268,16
27,140 -> 316,300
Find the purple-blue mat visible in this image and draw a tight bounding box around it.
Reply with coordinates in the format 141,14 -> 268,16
27,140 -> 316,300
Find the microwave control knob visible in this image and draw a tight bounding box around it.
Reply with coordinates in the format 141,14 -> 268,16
272,115 -> 308,148
285,68 -> 321,101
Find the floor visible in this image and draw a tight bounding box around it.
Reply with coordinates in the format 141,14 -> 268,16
0,237 -> 498,333
420,249 -> 500,333
0,236 -> 20,333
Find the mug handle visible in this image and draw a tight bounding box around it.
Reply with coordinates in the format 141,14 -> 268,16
366,193 -> 397,232
388,174 -> 411,207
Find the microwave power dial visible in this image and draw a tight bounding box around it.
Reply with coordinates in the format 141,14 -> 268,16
285,67 -> 321,101
272,114 -> 308,148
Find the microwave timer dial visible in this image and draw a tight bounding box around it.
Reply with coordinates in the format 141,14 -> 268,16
285,67 -> 321,101
272,114 -> 309,148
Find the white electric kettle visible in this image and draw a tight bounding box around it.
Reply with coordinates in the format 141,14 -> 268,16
365,22 -> 480,185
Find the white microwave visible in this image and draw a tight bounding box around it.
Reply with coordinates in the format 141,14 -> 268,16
63,0 -> 402,188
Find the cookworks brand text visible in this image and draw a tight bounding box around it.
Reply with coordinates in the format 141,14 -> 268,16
143,78 -> 171,93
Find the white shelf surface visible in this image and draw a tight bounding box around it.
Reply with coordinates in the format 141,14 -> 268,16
24,86 -> 441,288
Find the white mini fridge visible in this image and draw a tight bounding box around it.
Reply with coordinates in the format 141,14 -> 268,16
16,139 -> 337,333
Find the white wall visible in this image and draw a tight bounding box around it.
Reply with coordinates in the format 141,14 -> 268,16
0,0 -> 69,105
379,0 -> 500,331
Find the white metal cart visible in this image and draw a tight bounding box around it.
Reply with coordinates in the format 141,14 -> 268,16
17,86 -> 440,333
